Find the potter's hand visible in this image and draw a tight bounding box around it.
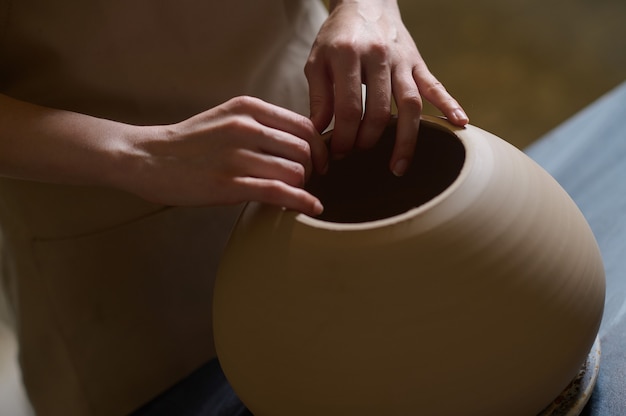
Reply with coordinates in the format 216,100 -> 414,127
126,96 -> 328,216
0,94 -> 326,215
305,0 -> 469,176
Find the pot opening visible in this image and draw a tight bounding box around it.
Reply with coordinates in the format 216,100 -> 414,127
306,119 -> 466,223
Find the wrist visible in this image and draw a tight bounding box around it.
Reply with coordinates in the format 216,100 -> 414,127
329,0 -> 397,10
104,123 -> 164,198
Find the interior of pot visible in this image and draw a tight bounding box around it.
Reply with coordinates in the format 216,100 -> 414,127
306,119 -> 466,223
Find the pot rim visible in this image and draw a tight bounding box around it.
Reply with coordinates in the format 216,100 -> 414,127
295,115 -> 474,231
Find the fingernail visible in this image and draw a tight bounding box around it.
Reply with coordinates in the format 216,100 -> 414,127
453,108 -> 469,125
313,200 -> 324,215
392,159 -> 409,177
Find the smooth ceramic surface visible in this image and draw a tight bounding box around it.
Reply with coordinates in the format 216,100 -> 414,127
213,116 -> 606,416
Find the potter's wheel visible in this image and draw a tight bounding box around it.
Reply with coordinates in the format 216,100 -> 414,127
538,336 -> 601,416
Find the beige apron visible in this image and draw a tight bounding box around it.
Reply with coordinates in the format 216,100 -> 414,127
0,1 -> 327,415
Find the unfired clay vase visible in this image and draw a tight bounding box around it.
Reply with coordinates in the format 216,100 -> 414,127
213,116 -> 605,416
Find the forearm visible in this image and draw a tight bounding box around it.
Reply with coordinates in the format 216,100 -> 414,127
0,93 -> 139,189
0,94 -> 326,215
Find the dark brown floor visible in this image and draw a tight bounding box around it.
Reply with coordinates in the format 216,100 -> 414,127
400,0 -> 626,148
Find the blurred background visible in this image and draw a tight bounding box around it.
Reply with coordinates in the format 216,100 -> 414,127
399,0 -> 626,149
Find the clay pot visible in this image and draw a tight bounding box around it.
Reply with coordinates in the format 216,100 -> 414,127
213,116 -> 605,416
